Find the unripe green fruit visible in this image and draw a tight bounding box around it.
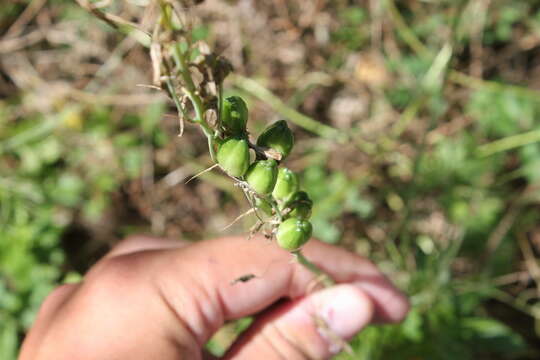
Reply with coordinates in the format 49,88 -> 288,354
255,198 -> 273,216
245,159 -> 278,195
276,217 -> 312,251
272,167 -> 299,202
221,96 -> 248,135
287,191 -> 313,220
217,138 -> 250,177
256,120 -> 294,159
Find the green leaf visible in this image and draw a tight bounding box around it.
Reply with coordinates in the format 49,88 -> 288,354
49,173 -> 85,207
401,308 -> 424,343
0,318 -> 17,360
462,317 -> 526,356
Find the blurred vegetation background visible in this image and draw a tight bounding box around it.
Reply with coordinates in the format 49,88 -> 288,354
2,0 -> 540,358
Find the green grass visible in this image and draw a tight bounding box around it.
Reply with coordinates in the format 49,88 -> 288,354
2,0 -> 540,359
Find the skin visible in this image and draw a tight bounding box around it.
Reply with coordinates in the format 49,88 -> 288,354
20,235 -> 409,360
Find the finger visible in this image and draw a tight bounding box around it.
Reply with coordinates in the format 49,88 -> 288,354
19,284 -> 79,359
224,284 -> 374,359
104,235 -> 189,259
155,236 -> 408,347
38,284 -> 80,319
21,236 -> 407,360
302,240 -> 409,323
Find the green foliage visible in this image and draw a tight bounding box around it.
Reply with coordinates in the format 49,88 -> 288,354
3,0 -> 540,358
337,302 -> 526,360
0,99 -> 167,357
331,6 -> 368,51
467,88 -> 538,137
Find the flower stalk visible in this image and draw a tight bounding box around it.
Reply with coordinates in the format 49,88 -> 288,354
156,0 -> 334,287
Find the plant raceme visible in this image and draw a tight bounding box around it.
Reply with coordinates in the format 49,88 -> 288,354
215,96 -> 314,251
148,3 -> 325,274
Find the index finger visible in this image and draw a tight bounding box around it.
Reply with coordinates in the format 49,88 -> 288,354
155,236 -> 408,343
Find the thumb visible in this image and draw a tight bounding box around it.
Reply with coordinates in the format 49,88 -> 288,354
224,284 -> 374,359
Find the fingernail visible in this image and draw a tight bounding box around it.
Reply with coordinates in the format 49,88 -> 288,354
314,284 -> 374,340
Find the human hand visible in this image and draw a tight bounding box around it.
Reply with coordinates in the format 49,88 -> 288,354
20,235 -> 409,359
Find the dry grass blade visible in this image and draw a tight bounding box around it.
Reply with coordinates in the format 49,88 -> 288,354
150,41 -> 163,86
314,314 -> 354,355
221,208 -> 256,231
75,0 -> 151,45
76,0 -> 141,31
518,233 -> 540,298
4,0 -> 47,38
136,84 -> 163,91
0,29 -> 45,54
185,164 -> 219,184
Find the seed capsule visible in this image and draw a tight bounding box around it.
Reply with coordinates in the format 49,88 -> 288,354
245,159 -> 278,195
272,167 -> 299,202
256,120 -> 294,159
221,96 -> 248,135
287,191 -> 313,220
255,198 -> 273,216
276,217 -> 312,251
217,138 -> 250,177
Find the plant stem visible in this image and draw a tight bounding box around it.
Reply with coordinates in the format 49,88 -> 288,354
292,250 -> 335,288
172,44 -> 197,91
384,0 -> 430,57
270,202 -> 334,288
159,1 -> 217,160
269,199 -> 283,221
231,75 -> 346,142
477,129 -> 540,157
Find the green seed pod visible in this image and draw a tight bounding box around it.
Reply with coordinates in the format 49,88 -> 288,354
245,159 -> 278,195
276,217 -> 312,251
217,138 -> 250,177
255,198 -> 273,216
256,120 -> 294,159
272,167 -> 299,202
221,96 -> 248,135
287,191 -> 313,220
